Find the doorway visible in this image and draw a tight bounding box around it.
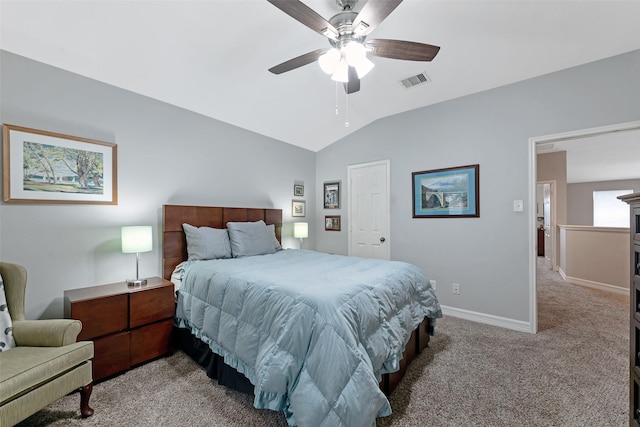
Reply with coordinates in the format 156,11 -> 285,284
529,120 -> 640,333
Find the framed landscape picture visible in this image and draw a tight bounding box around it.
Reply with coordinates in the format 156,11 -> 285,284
292,200 -> 306,217
412,164 -> 479,218
2,124 -> 118,204
294,184 -> 304,197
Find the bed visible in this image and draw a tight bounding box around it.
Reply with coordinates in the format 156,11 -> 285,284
162,204 -> 441,427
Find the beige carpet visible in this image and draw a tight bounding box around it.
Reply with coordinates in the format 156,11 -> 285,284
18,260 -> 628,426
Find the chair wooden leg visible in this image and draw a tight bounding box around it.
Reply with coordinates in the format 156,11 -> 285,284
80,383 -> 94,418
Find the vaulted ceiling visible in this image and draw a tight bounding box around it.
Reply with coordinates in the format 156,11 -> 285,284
1,0 -> 639,155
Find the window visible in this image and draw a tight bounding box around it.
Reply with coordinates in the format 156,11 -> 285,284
593,189 -> 633,227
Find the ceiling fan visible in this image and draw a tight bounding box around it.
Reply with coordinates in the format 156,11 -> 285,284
267,0 -> 440,94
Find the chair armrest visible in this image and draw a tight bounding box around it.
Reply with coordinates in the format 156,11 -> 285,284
12,319 -> 82,347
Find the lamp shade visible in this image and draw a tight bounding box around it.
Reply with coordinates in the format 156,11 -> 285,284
330,58 -> 350,83
121,226 -> 153,254
319,48 -> 341,74
293,222 -> 309,239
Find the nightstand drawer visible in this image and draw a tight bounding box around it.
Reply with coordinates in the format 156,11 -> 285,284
93,331 -> 130,381
130,318 -> 174,366
65,277 -> 175,381
75,294 -> 128,340
130,285 -> 175,328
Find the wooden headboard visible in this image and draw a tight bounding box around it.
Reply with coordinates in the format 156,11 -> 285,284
162,204 -> 283,280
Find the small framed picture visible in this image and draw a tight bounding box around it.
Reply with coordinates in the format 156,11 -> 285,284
324,181 -> 340,209
294,184 -> 304,197
325,215 -> 341,231
292,200 -> 306,217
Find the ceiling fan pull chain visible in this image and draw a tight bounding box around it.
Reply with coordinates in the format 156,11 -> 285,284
335,81 -> 339,115
345,92 -> 350,128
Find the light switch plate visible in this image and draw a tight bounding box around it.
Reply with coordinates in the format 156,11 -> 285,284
513,200 -> 524,212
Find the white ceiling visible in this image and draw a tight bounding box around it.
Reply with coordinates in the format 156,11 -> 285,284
1,0 -> 640,155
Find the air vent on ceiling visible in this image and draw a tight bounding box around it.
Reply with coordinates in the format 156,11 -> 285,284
399,71 -> 431,89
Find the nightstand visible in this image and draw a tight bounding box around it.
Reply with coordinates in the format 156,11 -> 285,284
64,277 -> 175,382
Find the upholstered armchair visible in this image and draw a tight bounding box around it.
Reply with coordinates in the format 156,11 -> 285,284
0,262 -> 94,426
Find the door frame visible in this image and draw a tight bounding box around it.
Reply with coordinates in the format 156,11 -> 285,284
347,159 -> 391,259
528,120 -> 640,334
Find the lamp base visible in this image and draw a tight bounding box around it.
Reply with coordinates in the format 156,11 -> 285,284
126,278 -> 147,287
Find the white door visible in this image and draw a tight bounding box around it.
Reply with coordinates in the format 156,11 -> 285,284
348,160 -> 390,260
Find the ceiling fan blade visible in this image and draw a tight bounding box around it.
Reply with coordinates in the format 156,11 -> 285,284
269,48 -> 329,75
351,0 -> 403,37
344,66 -> 360,94
365,39 -> 440,61
267,0 -> 338,40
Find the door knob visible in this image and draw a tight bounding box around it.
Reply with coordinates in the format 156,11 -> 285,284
380,237 -> 386,243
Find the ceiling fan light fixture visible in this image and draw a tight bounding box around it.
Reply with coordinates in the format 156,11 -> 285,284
344,41 -> 374,78
344,41 -> 366,64
331,58 -> 349,83
319,48 -> 341,74
354,57 -> 374,78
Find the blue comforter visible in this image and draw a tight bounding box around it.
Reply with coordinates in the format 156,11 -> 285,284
174,249 -> 441,427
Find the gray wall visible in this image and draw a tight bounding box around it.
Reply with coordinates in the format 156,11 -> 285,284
567,179 -> 640,225
0,51 -> 316,319
315,50 -> 640,324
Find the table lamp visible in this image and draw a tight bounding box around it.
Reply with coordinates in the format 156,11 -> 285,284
293,222 -> 308,249
121,225 -> 152,286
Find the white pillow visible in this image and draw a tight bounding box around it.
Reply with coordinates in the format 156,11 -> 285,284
0,273 -> 16,352
227,220 -> 277,258
182,223 -> 232,260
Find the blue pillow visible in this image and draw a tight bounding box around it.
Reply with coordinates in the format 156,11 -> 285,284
182,223 -> 232,260
227,220 -> 277,257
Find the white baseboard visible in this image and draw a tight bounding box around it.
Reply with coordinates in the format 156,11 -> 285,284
558,268 -> 568,281
440,305 -> 533,333
558,269 -> 629,295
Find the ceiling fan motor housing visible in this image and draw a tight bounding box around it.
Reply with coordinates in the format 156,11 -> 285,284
328,11 -> 364,49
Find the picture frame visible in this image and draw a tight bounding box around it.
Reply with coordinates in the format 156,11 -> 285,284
2,124 -> 118,204
294,184 -> 304,197
292,200 -> 306,217
323,181 -> 340,209
325,215 -> 341,231
412,164 -> 479,218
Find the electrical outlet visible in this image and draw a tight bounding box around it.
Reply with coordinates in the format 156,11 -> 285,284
452,283 -> 460,295
429,279 -> 436,290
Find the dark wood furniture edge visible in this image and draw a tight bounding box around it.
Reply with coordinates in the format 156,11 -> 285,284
620,192 -> 640,426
